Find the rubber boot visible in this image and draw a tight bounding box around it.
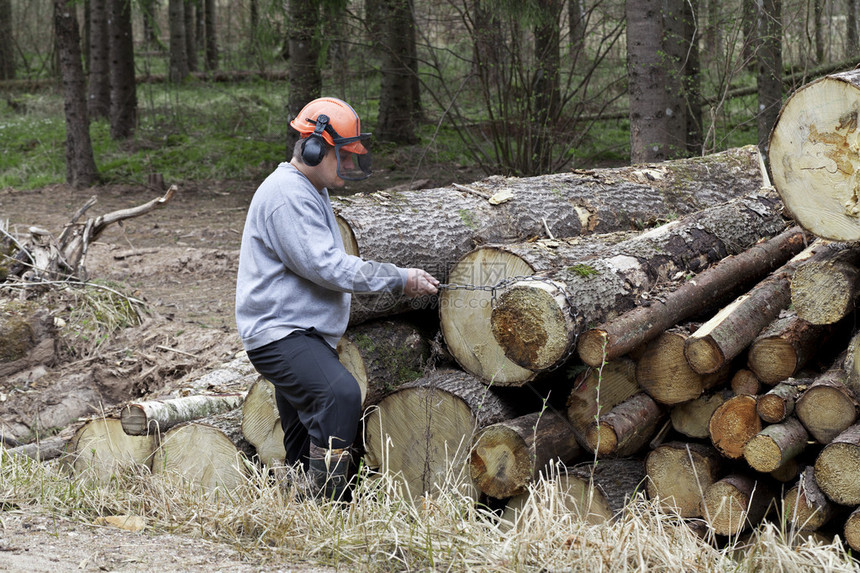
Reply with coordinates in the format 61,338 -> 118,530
308,443 -> 352,501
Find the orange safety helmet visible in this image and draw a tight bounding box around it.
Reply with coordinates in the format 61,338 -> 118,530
290,97 -> 372,180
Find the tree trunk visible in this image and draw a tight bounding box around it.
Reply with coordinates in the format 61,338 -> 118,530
746,312 -> 832,385
87,0 -> 110,119
757,378 -> 809,424
335,318 -> 431,408
683,240 -> 829,375
530,1 -> 562,173
108,0 -> 136,140
584,392 -> 664,457
850,0 -> 860,59
376,0 -> 418,144
65,417 -> 156,483
120,393 -> 245,436
240,377 -> 284,467
151,419 -> 248,492
0,0 -> 14,80
767,70 -> 860,241
286,0 -> 321,160
813,0 -> 824,65
204,0 -> 218,71
469,410 -> 580,499
54,0 -> 98,188
578,226 -> 807,366
701,474 -> 774,536
645,441 -> 723,518
814,423 -> 860,505
796,369 -> 859,444
168,0 -> 188,83
756,0 -> 782,154
635,328 -> 731,405
743,417 -> 809,473
785,466 -> 837,532
708,394 -> 761,459
565,358 -> 639,448
487,189 -> 788,382
790,243 -> 860,325
670,389 -> 732,440
626,0 -> 687,162
4,435 -> 68,462
184,0 -> 197,72
363,368 -> 516,499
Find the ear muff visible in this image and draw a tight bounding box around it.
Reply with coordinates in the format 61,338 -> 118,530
300,114 -> 330,166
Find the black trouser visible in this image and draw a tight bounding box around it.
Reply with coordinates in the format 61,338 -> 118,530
246,329 -> 362,469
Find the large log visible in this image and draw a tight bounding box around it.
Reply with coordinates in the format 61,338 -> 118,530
240,377 -> 284,467
577,226 -> 807,367
790,243 -> 860,324
120,393 -> 246,436
336,318 -> 431,407
742,417 -> 809,473
469,410 -> 581,499
683,240 -> 828,375
708,394 -> 761,459
635,328 -> 731,405
565,358 -> 640,447
768,69 -> 860,241
64,417 -> 156,483
645,441 -> 723,518
701,474 -> 775,536
584,392 -> 664,457
468,189 -> 788,384
746,312 -> 831,385
814,423 -> 860,505
363,368 -> 516,498
795,369 -> 859,444
339,147 -> 765,323
784,467 -> 837,532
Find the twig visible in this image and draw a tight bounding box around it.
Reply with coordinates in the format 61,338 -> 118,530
542,217 -> 556,240
156,345 -> 197,358
451,183 -> 491,200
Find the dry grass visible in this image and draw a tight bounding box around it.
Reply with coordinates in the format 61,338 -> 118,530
1,451 -> 858,572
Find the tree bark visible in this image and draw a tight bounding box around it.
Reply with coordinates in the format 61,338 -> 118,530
108,0 -> 137,140
670,389 -> 732,440
0,0 -> 14,80
768,69 -> 860,241
469,410 -> 580,499
335,318 -> 431,408
65,417 -> 156,483
746,312 -> 832,385
757,378 -> 809,424
645,441 -> 723,518
791,243 -> 860,325
701,474 -> 774,536
168,0 -> 188,83
487,189 -> 788,382
286,0 -> 321,159
54,0 -> 98,188
376,0 -> 418,144
87,0 -> 110,119
814,423 -> 860,505
183,0 -> 197,72
743,417 -> 809,473
203,0 -> 218,71
796,369 -> 859,444
785,466 -> 837,532
708,394 -> 761,459
584,392 -> 664,457
120,393 -> 245,436
363,368 -> 516,499
578,226 -> 807,366
636,328 -> 730,405
684,240 -> 829,375
567,459 -> 647,520
565,358 -> 639,448
756,0 -> 782,154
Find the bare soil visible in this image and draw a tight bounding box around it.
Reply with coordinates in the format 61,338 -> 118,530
0,168 -> 482,571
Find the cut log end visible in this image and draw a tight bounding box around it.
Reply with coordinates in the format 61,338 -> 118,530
577,329 -> 609,367
120,404 -> 147,436
815,441 -> 860,506
469,426 -> 530,499
743,435 -> 782,473
585,423 -> 618,456
845,508 -> 860,551
791,264 -> 856,325
747,338 -> 798,385
491,283 -> 571,371
708,395 -> 761,459
684,336 -> 725,375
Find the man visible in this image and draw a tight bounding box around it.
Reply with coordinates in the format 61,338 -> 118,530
235,97 -> 439,500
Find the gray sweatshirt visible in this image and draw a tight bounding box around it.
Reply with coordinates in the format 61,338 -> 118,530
235,162 -> 408,351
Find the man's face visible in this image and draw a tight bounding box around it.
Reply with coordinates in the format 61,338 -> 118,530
316,147 -> 346,189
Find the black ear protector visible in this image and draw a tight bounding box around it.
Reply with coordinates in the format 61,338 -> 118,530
300,114 -> 330,166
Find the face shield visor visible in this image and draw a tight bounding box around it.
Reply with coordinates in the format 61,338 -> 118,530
332,135 -> 372,181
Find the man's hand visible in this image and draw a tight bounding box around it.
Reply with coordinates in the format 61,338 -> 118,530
405,268 -> 440,298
